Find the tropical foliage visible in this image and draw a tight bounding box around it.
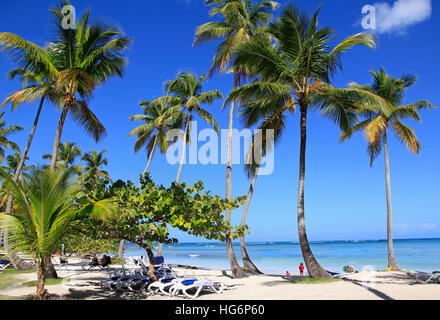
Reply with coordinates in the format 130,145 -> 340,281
0,167 -> 115,299
194,0 -> 280,278
129,99 -> 183,176
340,67 -> 436,270
78,174 -> 246,281
225,3 -> 378,277
153,71 -> 222,182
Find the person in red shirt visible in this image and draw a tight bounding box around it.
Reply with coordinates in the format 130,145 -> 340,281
299,262 -> 305,276
285,271 -> 291,276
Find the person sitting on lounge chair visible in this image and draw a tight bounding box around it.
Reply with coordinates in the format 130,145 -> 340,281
90,255 -> 99,266
99,255 -> 111,268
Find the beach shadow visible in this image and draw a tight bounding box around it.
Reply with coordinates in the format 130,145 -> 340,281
341,278 -> 394,300
221,270 -> 233,279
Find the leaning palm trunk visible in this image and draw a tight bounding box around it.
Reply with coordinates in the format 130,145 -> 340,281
175,111 -> 192,183
50,104 -> 69,171
142,132 -> 159,177
225,100 -> 245,278
3,97 -> 46,270
383,132 -> 399,270
157,113 -> 193,257
240,171 -> 262,273
297,107 -> 330,278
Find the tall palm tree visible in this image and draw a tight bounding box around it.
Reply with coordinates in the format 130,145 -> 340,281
128,99 -> 183,177
2,67 -> 61,182
225,3 -> 377,277
239,108 -> 286,273
154,71 -> 222,183
0,112 -> 23,164
0,167 -> 114,299
152,71 -> 221,256
46,2 -> 131,171
0,0 -> 131,171
0,47 -> 61,272
78,150 -> 112,187
194,0 -> 279,279
340,68 -> 436,270
42,142 -> 82,170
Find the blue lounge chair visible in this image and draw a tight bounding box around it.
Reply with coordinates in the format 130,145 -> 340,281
0,259 -> 11,271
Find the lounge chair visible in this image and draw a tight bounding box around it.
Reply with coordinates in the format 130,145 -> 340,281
169,277 -> 224,299
408,270 -> 440,284
0,259 -> 11,271
148,270 -> 192,296
57,256 -> 69,271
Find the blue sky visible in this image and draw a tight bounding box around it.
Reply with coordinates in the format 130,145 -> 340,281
0,0 -> 439,242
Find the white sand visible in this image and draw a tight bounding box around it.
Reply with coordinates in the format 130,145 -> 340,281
1,259 -> 439,300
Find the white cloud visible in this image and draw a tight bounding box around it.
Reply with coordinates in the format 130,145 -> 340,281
374,0 -> 432,34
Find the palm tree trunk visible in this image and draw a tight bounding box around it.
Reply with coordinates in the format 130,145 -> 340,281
142,132 -> 158,177
36,259 -> 48,299
383,132 -> 399,271
45,103 -> 69,278
225,100 -> 245,279
297,105 -> 330,278
175,112 -> 191,183
14,96 -> 45,180
157,115 -> 192,257
240,171 -> 262,273
3,97 -> 46,271
50,104 -> 69,171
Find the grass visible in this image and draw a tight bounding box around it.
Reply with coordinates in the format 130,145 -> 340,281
0,268 -> 35,290
0,294 -> 26,300
290,277 -> 340,284
22,278 -> 69,287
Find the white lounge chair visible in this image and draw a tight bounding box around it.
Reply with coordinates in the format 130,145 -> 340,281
169,278 -> 224,299
408,270 -> 440,284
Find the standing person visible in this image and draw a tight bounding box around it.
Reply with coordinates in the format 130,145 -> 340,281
299,262 -> 305,277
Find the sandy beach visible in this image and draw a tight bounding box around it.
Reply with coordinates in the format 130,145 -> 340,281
1,258 -> 439,300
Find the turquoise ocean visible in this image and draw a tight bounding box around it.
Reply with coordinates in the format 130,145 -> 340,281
124,238 -> 440,275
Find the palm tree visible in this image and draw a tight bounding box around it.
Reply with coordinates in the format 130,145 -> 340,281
2,67 -> 61,181
154,71 -> 222,183
225,3 -> 377,277
0,111 -> 23,164
0,150 -> 34,210
0,45 -> 62,273
340,68 -> 436,270
0,0 -> 131,171
78,150 -> 113,186
128,99 -> 183,177
194,0 -> 279,279
239,108 -> 286,273
42,142 -> 82,170
4,150 -> 34,178
46,2 -> 131,171
152,71 -> 221,256
0,167 -> 114,299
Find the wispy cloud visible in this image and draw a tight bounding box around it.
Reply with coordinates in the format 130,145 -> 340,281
374,0 -> 432,34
